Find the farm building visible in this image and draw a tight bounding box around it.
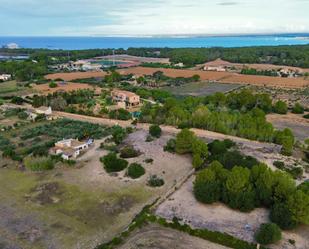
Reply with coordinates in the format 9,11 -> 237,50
111,90 -> 140,108
50,138 -> 93,160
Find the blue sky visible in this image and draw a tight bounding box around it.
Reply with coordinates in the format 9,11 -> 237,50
0,0 -> 309,36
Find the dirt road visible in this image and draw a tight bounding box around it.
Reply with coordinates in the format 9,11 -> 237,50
54,111 -> 280,152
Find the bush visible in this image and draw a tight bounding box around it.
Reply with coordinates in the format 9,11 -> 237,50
273,161 -> 284,169
273,101 -> 288,114
144,158 -> 153,164
101,152 -> 128,173
127,163 -> 145,179
147,175 -> 164,187
303,113 -> 309,119
149,124 -> 162,138
109,108 -> 131,120
255,223 -> 282,245
164,138 -> 176,152
120,145 -> 140,158
49,81 -> 58,88
270,202 -> 297,230
145,135 -> 154,142
292,103 -> 304,114
24,156 -> 54,171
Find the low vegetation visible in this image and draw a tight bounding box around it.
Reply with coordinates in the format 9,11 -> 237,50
147,175 -> 165,187
127,163 -> 145,179
101,152 -> 128,173
24,156 -> 54,171
255,223 -> 282,245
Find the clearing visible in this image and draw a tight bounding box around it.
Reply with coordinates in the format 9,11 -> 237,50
0,124 -> 193,249
33,82 -> 98,94
267,113 -> 309,142
155,176 -> 309,249
163,81 -> 242,96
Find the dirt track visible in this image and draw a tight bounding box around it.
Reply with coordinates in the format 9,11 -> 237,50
116,224 -> 231,249
53,111 -> 280,152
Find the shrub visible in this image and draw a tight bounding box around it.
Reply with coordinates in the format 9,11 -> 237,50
147,175 -> 164,187
24,156 -> 54,171
101,152 -> 128,173
303,113 -> 309,119
145,135 -> 154,142
127,163 -> 145,179
273,101 -> 288,114
120,145 -> 140,158
149,124 -> 162,138
273,161 -> 284,169
49,81 -> 58,88
292,103 -> 304,114
109,108 -> 131,120
255,223 -> 282,245
144,158 -> 153,164
270,202 -> 297,230
164,138 -> 176,152
175,129 -> 195,154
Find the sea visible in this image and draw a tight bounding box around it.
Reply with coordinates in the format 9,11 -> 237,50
0,34 -> 309,50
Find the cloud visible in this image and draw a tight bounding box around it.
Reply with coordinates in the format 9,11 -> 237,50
0,0 -> 308,36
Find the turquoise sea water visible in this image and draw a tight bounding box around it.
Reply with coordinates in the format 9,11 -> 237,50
0,35 -> 309,50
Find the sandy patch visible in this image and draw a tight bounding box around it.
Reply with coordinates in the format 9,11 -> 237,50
156,177 -> 309,249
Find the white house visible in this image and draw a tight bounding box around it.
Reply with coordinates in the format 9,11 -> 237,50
51,138 -> 93,160
0,74 -> 12,81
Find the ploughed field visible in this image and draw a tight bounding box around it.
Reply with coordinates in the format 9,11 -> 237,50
33,82 -> 97,94
45,66 -> 309,88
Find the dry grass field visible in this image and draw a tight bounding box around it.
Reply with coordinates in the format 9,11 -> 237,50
45,71 -> 107,81
33,82 -> 96,94
118,67 -> 309,88
203,59 -> 309,73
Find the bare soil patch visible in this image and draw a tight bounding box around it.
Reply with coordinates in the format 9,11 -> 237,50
155,177 -> 309,249
267,113 -> 309,141
45,71 -> 107,81
118,67 -> 309,88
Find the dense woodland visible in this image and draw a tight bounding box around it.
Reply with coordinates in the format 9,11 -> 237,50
140,89 -> 295,155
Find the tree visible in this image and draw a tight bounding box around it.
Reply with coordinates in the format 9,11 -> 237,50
111,126 -> 127,144
292,103 -> 304,114
273,101 -> 288,114
250,164 -> 274,207
255,223 -> 282,245
49,81 -> 58,88
192,138 -> 208,169
286,190 -> 309,225
175,129 -> 195,154
224,166 -> 256,211
164,138 -> 176,152
270,202 -> 297,230
50,96 -> 67,111
149,124 -> 162,138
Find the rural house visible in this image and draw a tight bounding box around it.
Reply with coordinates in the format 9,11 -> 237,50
50,138 -> 93,160
111,90 -> 140,108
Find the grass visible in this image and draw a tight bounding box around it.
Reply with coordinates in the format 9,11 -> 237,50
0,80 -> 34,97
0,168 -> 151,249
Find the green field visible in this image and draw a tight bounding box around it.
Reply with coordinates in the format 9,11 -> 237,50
0,80 -> 35,97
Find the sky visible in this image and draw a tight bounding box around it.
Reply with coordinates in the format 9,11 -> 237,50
0,0 -> 309,36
